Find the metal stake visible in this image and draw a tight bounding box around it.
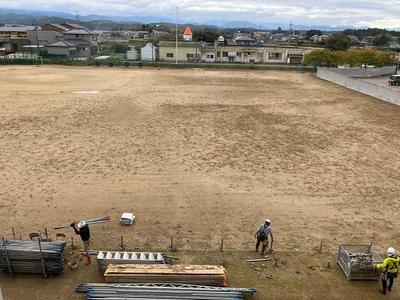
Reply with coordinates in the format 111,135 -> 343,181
37,238 -> 48,279
2,237 -> 14,277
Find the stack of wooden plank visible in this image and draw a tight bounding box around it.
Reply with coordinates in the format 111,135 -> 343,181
104,264 -> 227,286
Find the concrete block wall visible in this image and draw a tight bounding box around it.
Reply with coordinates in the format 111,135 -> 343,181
317,67 -> 400,106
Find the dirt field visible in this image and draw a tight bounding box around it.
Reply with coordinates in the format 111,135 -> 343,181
0,65 -> 400,299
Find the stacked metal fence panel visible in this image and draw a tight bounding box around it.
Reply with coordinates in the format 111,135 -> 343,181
0,240 -> 66,277
76,283 -> 256,300
104,264 -> 227,286
97,251 -> 167,273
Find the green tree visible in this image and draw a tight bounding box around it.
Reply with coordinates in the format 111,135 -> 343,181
372,34 -> 393,47
192,28 -> 220,43
113,44 -> 130,53
325,33 -> 351,51
305,48 -> 394,68
304,49 -> 340,67
306,30 -> 322,39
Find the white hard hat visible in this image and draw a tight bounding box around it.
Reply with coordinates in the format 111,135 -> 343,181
388,247 -> 396,257
77,221 -> 86,228
265,219 -> 271,224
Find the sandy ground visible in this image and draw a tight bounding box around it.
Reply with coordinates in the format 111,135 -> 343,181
0,65 -> 400,299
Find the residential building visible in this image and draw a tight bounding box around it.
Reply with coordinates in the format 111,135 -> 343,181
234,36 -> 256,46
46,41 -> 77,57
27,30 -> 63,46
63,28 -> 99,57
41,22 -> 98,57
158,40 -> 305,64
159,41 -> 201,62
0,26 -> 36,53
141,43 -> 157,61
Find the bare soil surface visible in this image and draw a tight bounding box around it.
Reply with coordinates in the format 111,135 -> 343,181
0,65 -> 400,299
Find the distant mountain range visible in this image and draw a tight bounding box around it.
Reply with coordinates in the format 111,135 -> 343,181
0,7 -> 387,31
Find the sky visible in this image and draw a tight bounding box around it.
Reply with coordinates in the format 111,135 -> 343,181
0,0 -> 399,28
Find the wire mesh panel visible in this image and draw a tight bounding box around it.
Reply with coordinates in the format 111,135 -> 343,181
337,244 -> 383,280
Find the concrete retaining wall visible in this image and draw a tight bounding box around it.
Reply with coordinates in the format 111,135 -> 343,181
326,66 -> 397,78
317,67 -> 400,106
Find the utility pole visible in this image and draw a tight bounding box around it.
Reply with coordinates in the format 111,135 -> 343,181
35,25 -> 40,58
175,7 -> 178,64
288,20 -> 294,46
195,30 -> 198,63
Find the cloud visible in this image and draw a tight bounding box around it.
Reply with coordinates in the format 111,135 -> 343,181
0,0 -> 399,27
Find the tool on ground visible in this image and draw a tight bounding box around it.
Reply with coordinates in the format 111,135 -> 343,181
54,216 -> 110,229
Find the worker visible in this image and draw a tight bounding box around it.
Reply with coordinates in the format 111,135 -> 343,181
70,221 -> 91,265
376,247 -> 400,295
254,219 -> 274,255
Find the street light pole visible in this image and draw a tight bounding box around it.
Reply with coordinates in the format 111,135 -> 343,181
175,6 -> 178,64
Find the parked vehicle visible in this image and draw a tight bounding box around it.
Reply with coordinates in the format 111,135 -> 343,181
389,75 -> 400,85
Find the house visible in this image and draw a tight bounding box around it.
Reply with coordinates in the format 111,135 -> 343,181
234,36 -> 256,46
183,26 -> 193,41
63,29 -> 99,57
46,40 -> 77,57
0,37 -> 11,54
27,30 -> 63,46
159,41 -> 201,62
140,43 -> 157,61
0,26 -> 36,53
40,22 -> 99,57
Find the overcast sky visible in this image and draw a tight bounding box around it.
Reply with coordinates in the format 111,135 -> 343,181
0,0 -> 398,28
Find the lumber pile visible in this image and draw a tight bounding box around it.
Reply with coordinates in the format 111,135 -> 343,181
104,264 -> 227,286
76,283 -> 256,299
0,240 -> 66,276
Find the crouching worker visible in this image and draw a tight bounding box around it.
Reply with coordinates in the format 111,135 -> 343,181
71,221 -> 91,265
376,247 -> 400,295
255,218 -> 274,255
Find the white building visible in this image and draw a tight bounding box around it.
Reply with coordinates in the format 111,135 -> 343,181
140,43 -> 157,61
127,48 -> 138,60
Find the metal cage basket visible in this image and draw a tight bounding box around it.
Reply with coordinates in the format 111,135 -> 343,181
337,244 -> 383,281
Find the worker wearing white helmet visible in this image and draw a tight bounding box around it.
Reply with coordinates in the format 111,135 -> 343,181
254,218 -> 274,255
70,220 -> 91,265
376,247 -> 400,295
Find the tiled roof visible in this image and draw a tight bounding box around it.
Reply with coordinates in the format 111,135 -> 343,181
46,40 -> 76,47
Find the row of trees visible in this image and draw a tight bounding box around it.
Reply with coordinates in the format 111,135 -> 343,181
304,48 -> 394,67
